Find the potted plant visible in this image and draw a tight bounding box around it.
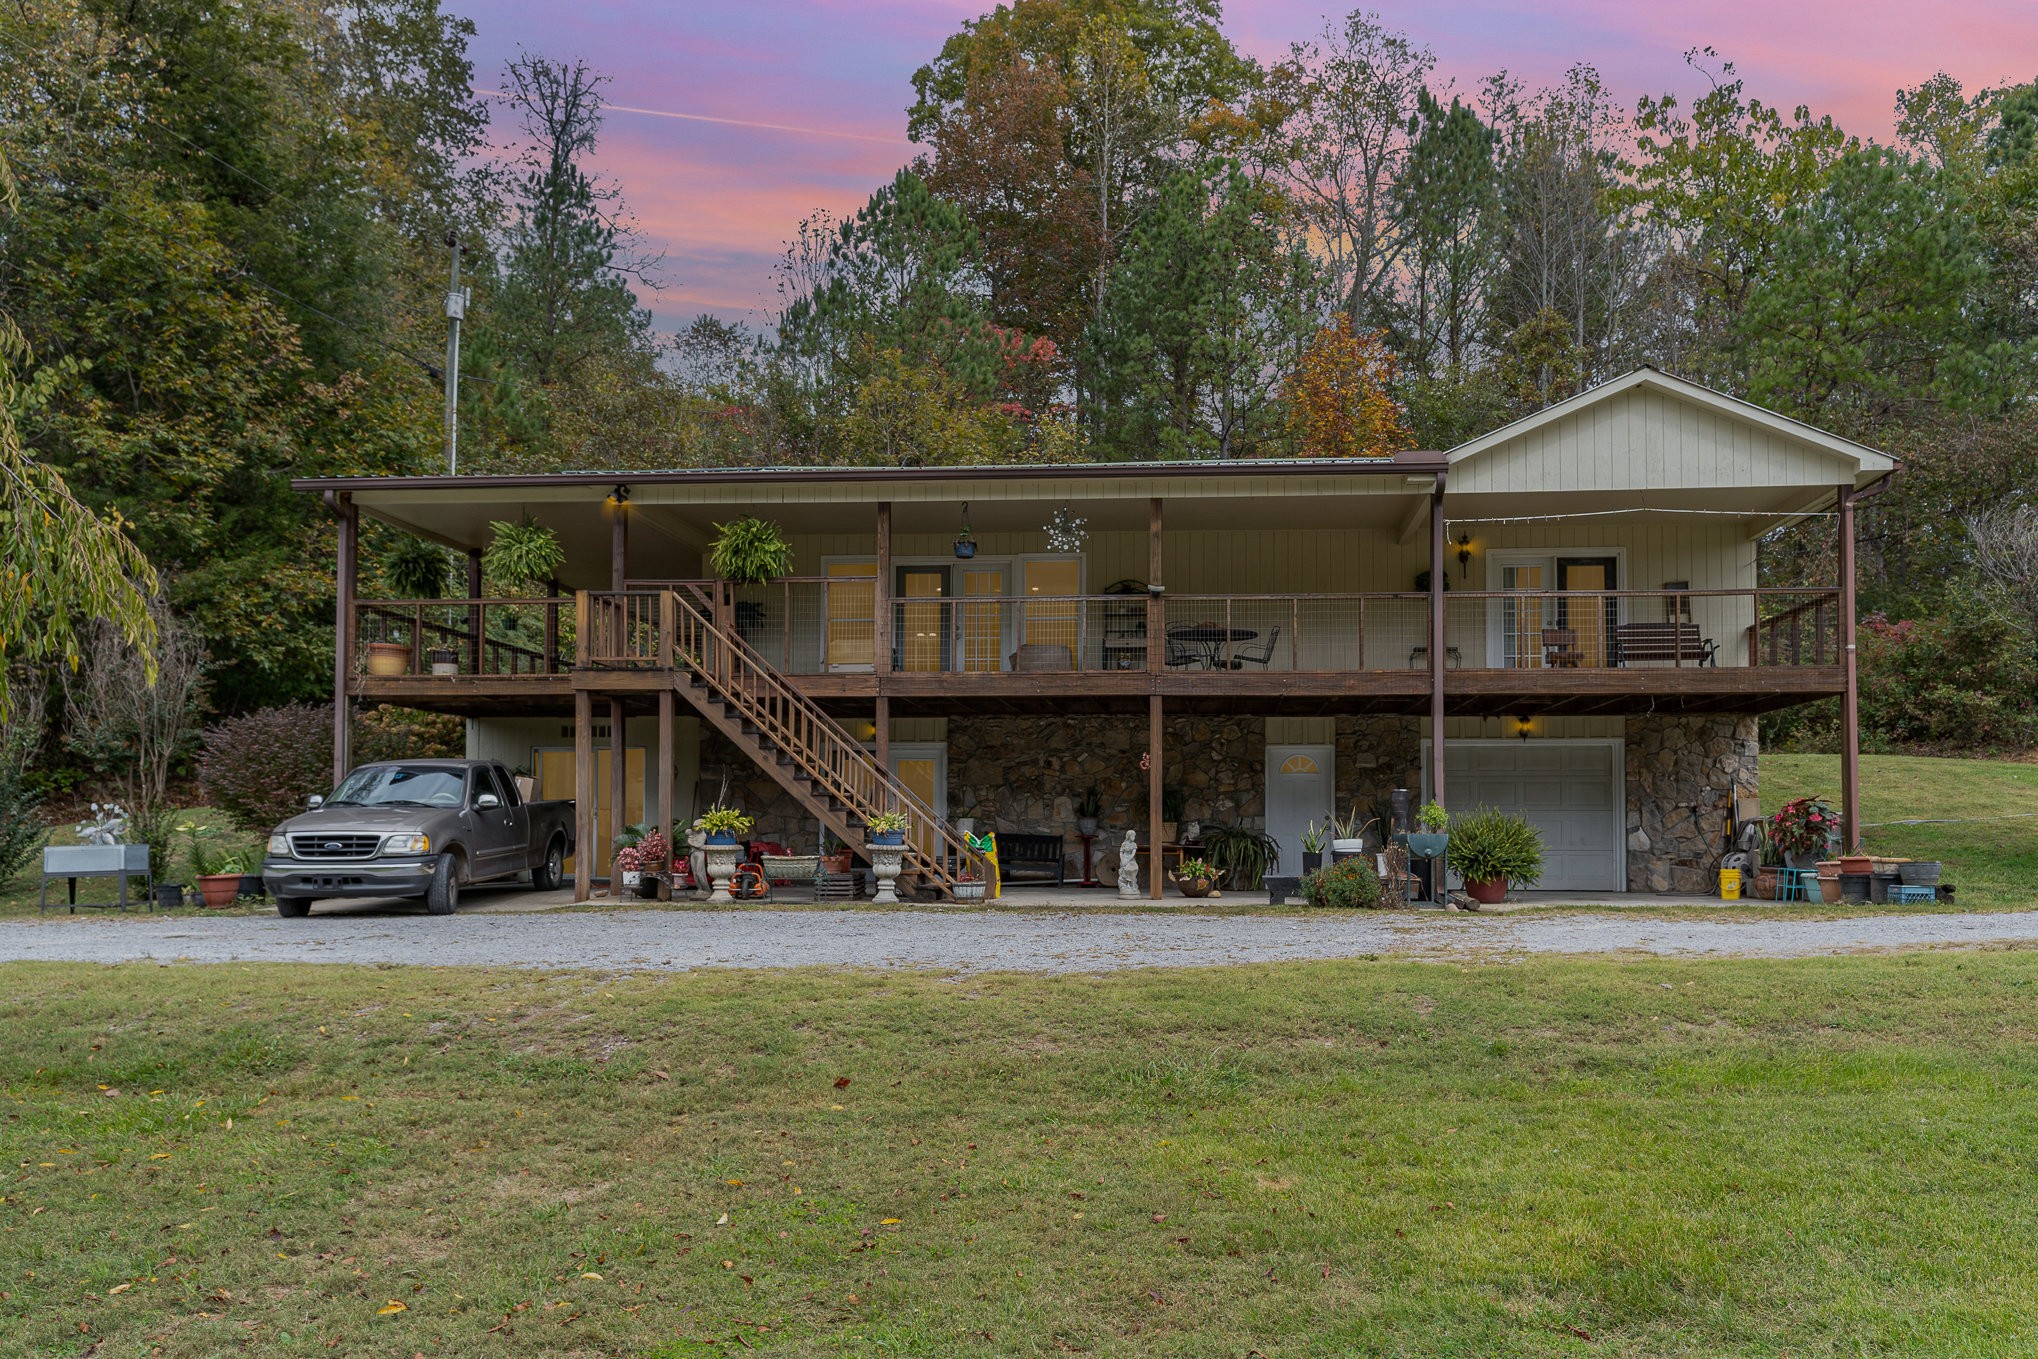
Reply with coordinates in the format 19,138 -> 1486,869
1200,825 -> 1280,890
866,810 -> 910,846
820,832 -> 854,875
365,639 -> 411,676
1330,804 -> 1374,857
693,806 -> 754,847
1075,785 -> 1102,837
614,844 -> 643,890
1301,858 -> 1383,909
1300,821 -> 1326,873
710,516 -> 795,585
1768,796 -> 1837,870
635,829 -> 670,898
1446,806 -> 1544,905
428,646 -> 459,676
232,854 -> 265,901
182,823 -> 243,908
1172,857 -> 1220,898
1406,802 -> 1449,861
954,506 -> 977,560
482,512 -> 566,591
954,867 -> 985,901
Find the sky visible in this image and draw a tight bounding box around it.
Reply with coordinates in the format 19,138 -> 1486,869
446,0 -> 2038,336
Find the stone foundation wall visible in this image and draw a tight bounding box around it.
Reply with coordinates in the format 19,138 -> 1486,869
1624,714 -> 1759,893
1333,716 -> 1423,834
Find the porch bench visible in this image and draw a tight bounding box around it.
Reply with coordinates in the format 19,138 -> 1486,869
1612,622 -> 1717,667
996,833 -> 1067,887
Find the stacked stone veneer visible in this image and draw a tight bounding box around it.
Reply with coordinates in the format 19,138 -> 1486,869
1623,714 -> 1759,894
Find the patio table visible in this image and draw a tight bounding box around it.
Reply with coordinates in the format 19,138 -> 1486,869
1167,624 -> 1257,669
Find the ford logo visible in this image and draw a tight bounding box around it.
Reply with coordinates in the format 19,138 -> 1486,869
324,841 -> 342,851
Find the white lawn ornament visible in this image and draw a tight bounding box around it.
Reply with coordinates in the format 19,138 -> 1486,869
1117,830 -> 1141,898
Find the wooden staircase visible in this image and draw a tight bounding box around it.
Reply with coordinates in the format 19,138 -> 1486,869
584,588 -> 979,899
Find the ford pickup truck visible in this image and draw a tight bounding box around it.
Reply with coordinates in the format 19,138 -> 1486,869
263,759 -> 575,917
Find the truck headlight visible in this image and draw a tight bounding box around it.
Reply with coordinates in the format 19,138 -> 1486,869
383,833 -> 430,856
266,834 -> 289,857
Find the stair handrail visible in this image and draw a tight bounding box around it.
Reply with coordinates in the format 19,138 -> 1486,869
651,588 -> 980,891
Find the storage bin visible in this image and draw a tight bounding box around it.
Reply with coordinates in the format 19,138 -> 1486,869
1900,861 -> 1941,886
1838,872 -> 1871,902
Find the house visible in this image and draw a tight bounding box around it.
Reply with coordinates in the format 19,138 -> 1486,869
296,369 -> 1892,900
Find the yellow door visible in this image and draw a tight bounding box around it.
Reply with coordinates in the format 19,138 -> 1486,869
960,568 -> 1005,672
898,568 -> 948,672
1021,558 -> 1080,667
893,756 -> 939,858
825,562 -> 876,670
1502,564 -> 1544,668
538,746 -> 644,877
1561,562 -> 1610,666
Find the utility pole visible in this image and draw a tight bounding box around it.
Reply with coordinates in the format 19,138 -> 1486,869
443,231 -> 469,474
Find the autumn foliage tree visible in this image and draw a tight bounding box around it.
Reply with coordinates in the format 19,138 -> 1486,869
1282,316 -> 1408,457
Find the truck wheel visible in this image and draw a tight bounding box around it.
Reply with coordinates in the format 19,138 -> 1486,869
425,853 -> 461,915
274,896 -> 311,918
531,836 -> 565,892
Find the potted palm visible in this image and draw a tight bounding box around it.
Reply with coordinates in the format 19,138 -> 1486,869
182,824 -> 242,909
1446,806 -> 1545,905
1075,785 -> 1102,837
1406,802 -> 1449,861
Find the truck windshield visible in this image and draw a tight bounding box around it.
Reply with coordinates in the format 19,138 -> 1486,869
327,765 -> 468,808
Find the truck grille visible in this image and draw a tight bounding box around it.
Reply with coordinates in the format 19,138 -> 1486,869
289,833 -> 383,861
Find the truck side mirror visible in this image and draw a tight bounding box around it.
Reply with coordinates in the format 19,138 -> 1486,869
307,794 -> 324,810
475,792 -> 501,810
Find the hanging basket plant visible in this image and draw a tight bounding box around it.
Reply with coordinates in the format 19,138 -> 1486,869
482,513 -> 565,592
709,516 -> 794,584
382,536 -> 450,599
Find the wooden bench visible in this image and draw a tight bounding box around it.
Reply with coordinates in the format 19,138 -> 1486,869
1612,622 -> 1717,667
996,833 -> 1067,887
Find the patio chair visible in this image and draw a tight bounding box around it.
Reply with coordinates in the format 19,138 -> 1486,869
1540,628 -> 1584,669
1163,633 -> 1203,668
1224,625 -> 1281,669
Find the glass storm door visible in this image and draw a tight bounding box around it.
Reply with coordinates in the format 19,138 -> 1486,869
896,567 -> 950,672
1501,564 -> 1545,668
1021,558 -> 1081,667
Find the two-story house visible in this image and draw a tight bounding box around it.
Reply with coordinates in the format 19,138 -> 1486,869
297,369 -> 1892,900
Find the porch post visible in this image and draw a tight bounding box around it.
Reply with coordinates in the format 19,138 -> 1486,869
465,548 -> 483,675
610,697 -> 627,883
1147,498 -> 1163,674
1429,473 -> 1448,808
573,688 -> 594,901
875,502 -> 893,676
329,492 -> 357,783
1148,694 -> 1164,899
657,689 -> 675,898
1839,482 -> 1861,851
611,501 -> 628,592
873,696 -> 890,773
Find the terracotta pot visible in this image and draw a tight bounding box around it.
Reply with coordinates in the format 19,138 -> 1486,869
1464,877 -> 1508,905
1754,867 -> 1780,899
1819,876 -> 1842,903
195,873 -> 241,908
365,641 -> 411,676
822,852 -> 854,875
1839,855 -> 1873,876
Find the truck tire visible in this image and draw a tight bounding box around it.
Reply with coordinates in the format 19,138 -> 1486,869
425,853 -> 461,915
274,896 -> 311,918
531,836 -> 566,892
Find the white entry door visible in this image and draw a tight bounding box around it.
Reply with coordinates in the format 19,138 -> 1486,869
1434,741 -> 1622,891
1265,745 -> 1334,881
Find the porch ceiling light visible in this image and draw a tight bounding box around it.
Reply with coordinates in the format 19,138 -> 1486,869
608,483 -> 631,505
1456,532 -> 1473,578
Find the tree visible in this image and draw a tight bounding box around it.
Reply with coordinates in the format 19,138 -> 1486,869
1970,503 -> 2038,647
1283,316 -> 1408,457
1393,89 -> 1500,372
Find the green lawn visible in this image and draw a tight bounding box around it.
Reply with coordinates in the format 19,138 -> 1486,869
1764,753 -> 2038,908
7,954 -> 2038,1356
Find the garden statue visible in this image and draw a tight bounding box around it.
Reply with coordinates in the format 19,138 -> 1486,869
1117,830 -> 1141,898
965,830 -> 1001,899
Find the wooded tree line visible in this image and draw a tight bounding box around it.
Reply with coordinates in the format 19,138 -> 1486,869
3,0 -> 2037,754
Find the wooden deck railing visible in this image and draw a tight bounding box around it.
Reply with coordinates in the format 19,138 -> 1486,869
352,598 -> 571,676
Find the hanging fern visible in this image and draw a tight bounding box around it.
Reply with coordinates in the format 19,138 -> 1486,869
381,536 -> 450,599
709,516 -> 794,584
482,513 -> 565,592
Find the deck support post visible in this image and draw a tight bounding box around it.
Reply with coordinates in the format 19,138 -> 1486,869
611,500 -> 628,592
609,697 -> 627,885
329,492 -> 357,783
1148,694 -> 1164,900
1839,482 -> 1861,851
465,548 -> 483,675
657,689 -> 676,898
1147,498 -> 1164,674
873,695 -> 890,775
875,502 -> 893,677
1429,473 -> 1448,809
574,688 -> 594,902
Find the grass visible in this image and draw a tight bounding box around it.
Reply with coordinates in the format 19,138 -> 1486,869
1764,753 -> 2038,909
8,952 -> 2038,1355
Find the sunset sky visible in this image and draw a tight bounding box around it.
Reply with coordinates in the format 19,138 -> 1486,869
446,0 -> 2038,335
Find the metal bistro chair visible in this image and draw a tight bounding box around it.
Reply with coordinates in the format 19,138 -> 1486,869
1222,625 -> 1281,669
1775,867 -> 1816,903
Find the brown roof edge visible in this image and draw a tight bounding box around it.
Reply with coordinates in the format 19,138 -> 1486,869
290,451 -> 1449,495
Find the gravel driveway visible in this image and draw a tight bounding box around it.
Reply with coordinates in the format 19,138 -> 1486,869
5,905 -> 2038,973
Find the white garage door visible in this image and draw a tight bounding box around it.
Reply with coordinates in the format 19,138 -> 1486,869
1439,742 -> 1621,891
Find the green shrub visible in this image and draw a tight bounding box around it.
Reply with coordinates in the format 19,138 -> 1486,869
0,764 -> 45,885
1447,806 -> 1545,887
1301,858 -> 1381,909
199,702 -> 333,831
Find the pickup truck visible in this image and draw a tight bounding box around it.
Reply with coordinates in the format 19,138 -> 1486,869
262,759 -> 575,917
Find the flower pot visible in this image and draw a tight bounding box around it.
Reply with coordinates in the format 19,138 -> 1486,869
365,641 -> 411,676
1900,861 -> 1941,886
1784,850 -> 1820,871
1464,877 -> 1508,905
1838,872 -> 1870,902
430,660 -> 459,676
1330,837 -> 1366,855
822,852 -> 854,875
237,873 -> 265,900
1753,867 -> 1779,899
620,870 -> 642,889
869,831 -> 904,847
1174,874 -> 1216,899
954,537 -> 978,559
1301,851 -> 1323,873
195,873 -> 241,908
1839,855 -> 1873,876
1819,875 -> 1842,903
1077,817 -> 1099,836
704,832 -> 739,847
155,883 -> 186,910
954,880 -> 985,902
1406,833 -> 1448,860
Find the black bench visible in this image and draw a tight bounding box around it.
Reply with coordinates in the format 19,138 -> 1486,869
996,833 -> 1067,886
1612,622 -> 1717,667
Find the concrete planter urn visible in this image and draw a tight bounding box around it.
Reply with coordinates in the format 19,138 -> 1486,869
703,843 -> 741,904
868,843 -> 905,904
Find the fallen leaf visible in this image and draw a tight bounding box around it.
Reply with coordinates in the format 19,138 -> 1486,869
579,1272 -> 602,1280
106,1284 -> 131,1296
650,1070 -> 670,1081
726,1179 -> 743,1187
880,1218 -> 902,1226
721,1260 -> 734,1269
1151,1213 -> 1167,1224
376,1301 -> 408,1315
714,1213 -> 730,1227
148,1153 -> 171,1161
833,1077 -> 851,1089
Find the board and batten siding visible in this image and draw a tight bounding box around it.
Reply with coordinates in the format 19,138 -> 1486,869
1448,385 -> 1864,494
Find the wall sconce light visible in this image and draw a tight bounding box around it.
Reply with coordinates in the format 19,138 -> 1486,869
1456,532 -> 1472,579
1515,715 -> 1534,742
607,483 -> 631,506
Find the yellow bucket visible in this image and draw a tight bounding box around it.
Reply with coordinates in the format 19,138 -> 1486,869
1718,868 -> 1742,901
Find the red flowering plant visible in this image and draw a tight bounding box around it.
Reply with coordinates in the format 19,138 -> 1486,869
1768,796 -> 1837,858
636,830 -> 670,875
